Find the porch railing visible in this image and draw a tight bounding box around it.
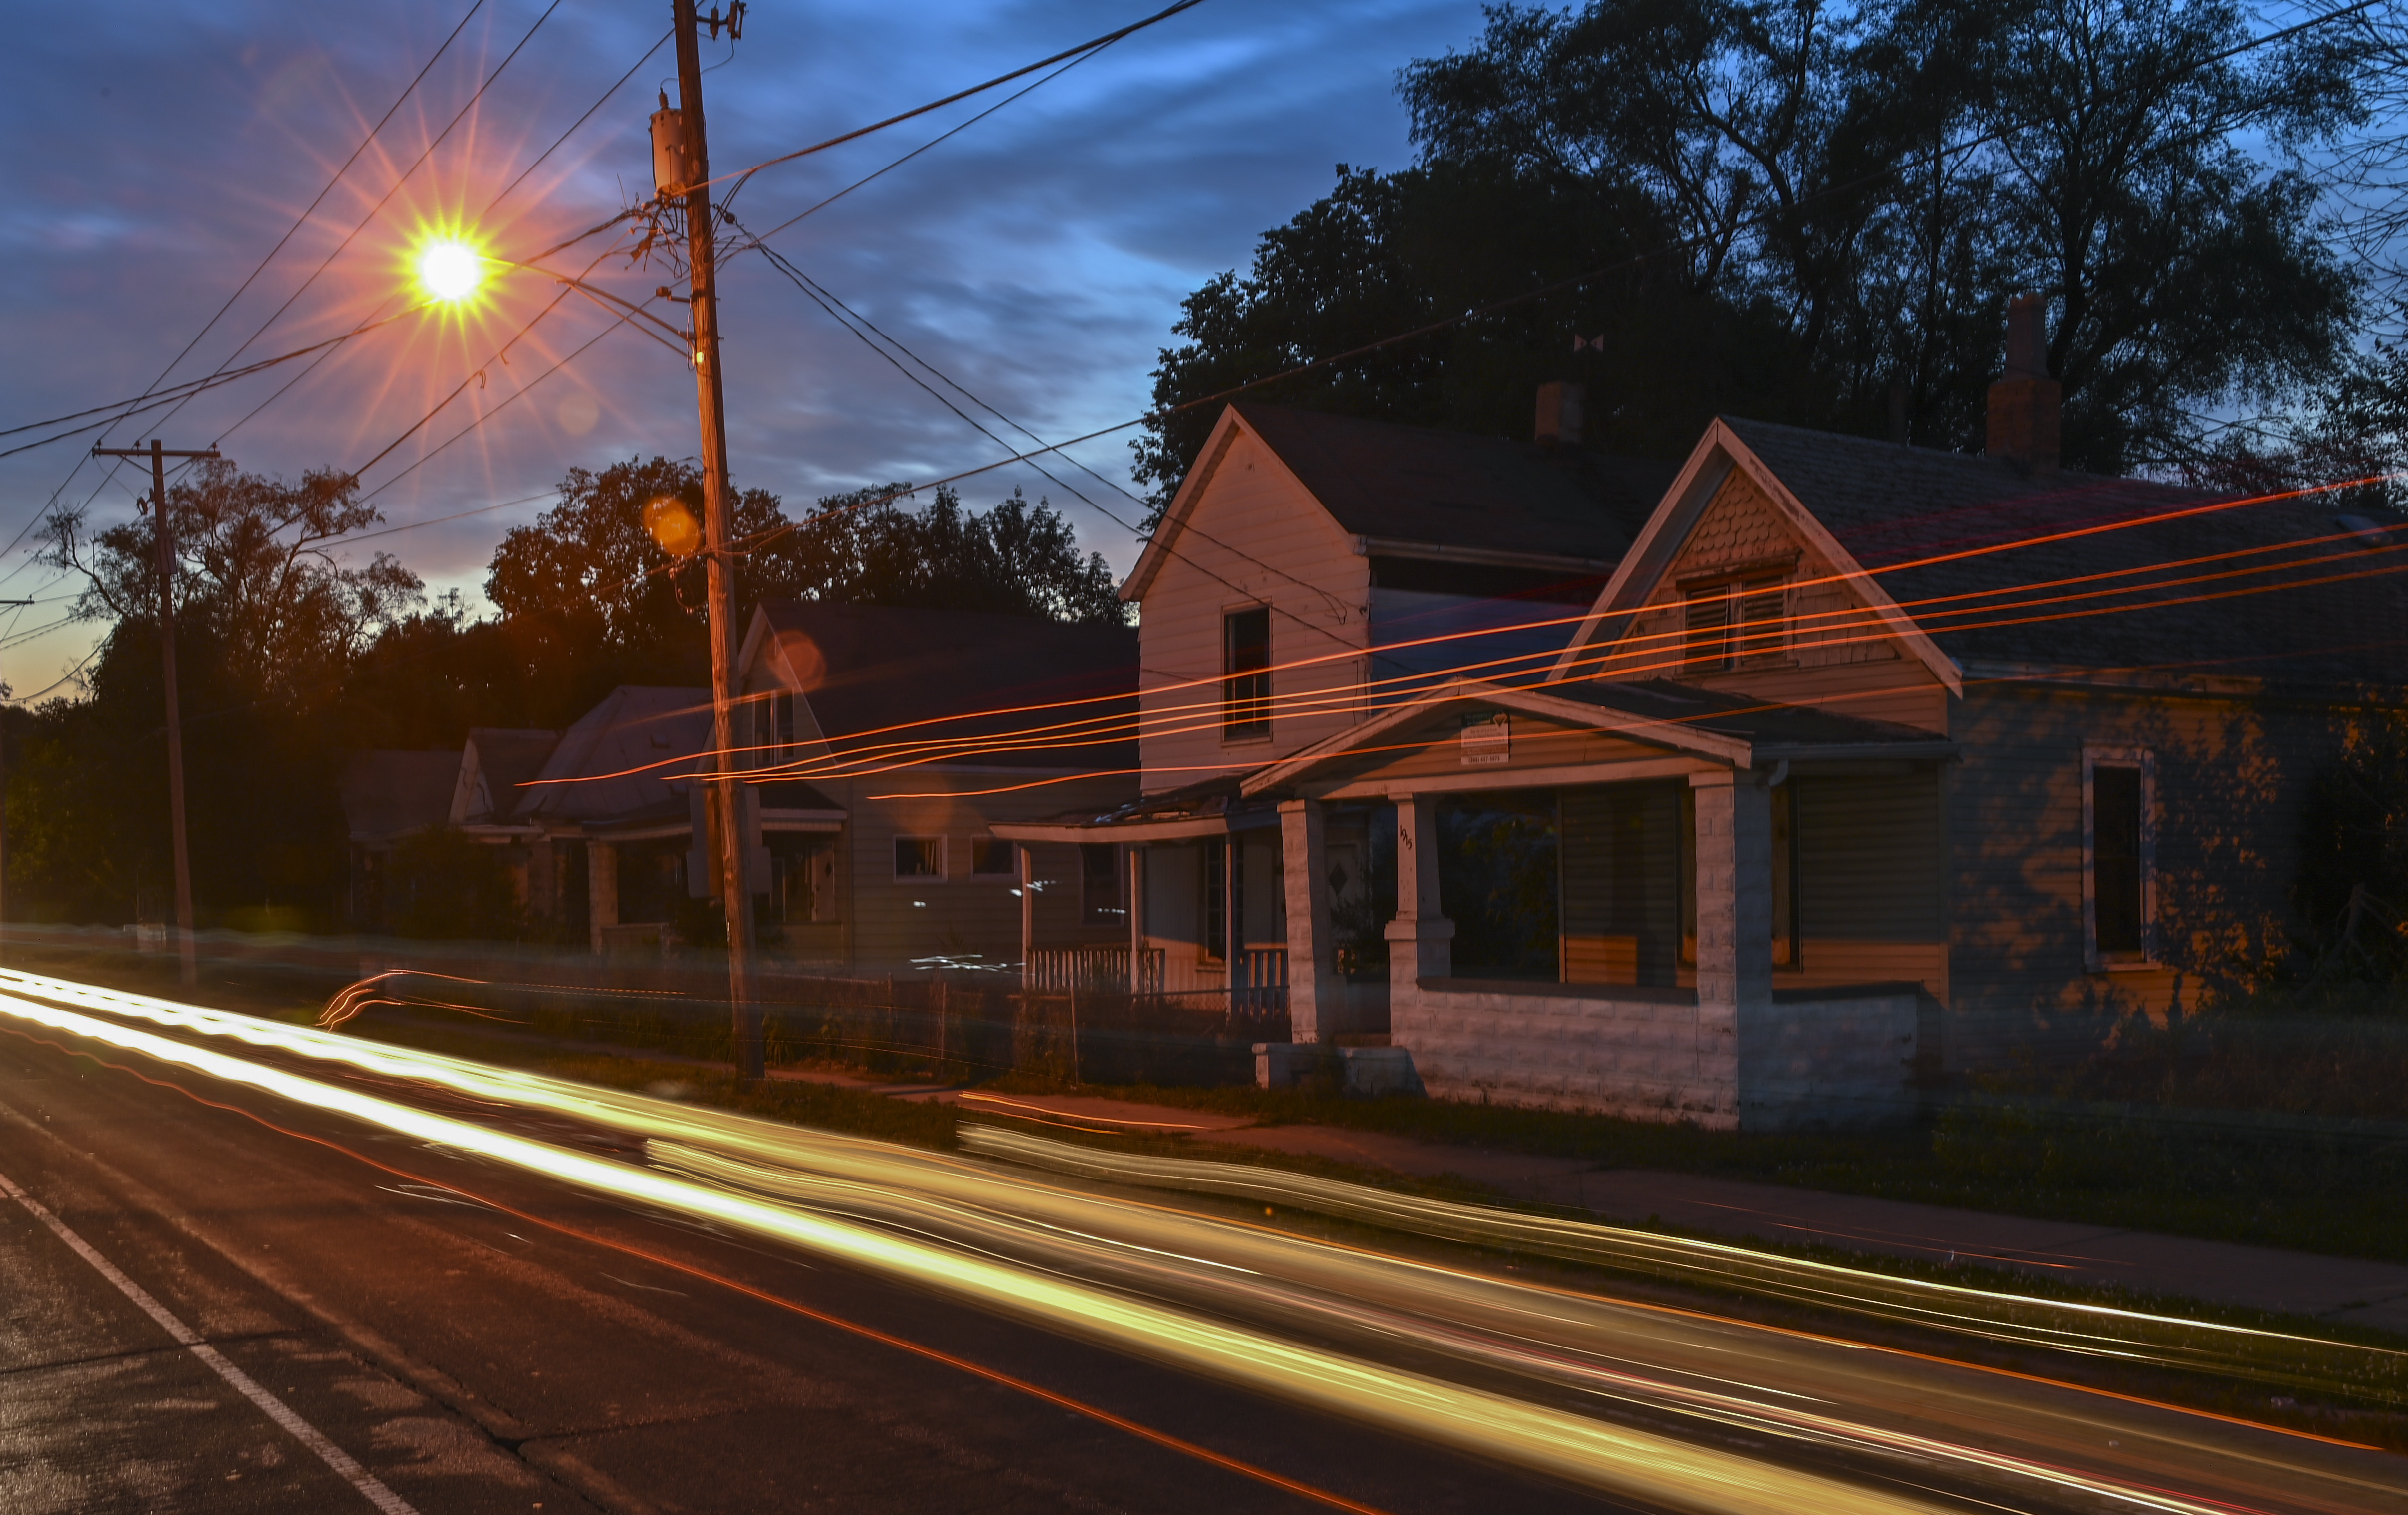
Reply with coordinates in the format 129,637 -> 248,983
1024,944 -> 1164,995
1232,946 -> 1288,1019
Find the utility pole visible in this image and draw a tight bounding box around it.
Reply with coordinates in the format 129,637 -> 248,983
0,597 -> 34,960
93,439 -> 217,989
664,0 -> 761,1077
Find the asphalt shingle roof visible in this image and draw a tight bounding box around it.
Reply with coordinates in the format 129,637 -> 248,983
758,601 -> 1138,771
1722,417 -> 2408,687
1233,403 -> 1676,564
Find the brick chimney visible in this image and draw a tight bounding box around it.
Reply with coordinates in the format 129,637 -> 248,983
1535,381 -> 1584,448
1986,293 -> 2060,471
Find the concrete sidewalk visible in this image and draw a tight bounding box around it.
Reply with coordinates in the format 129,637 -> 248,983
954,1091 -> 2408,1336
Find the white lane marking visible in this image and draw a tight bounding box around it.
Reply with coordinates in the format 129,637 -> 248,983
0,1165 -> 419,1515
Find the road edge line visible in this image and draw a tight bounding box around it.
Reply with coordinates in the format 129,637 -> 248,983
0,1164 -> 420,1515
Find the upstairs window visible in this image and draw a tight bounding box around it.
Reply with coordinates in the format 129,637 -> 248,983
1682,587 -> 1732,672
2084,748 -> 2154,968
1223,607 -> 1271,740
754,689 -> 798,766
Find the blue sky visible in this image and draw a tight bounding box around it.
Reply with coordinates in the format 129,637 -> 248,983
0,0 -> 1480,695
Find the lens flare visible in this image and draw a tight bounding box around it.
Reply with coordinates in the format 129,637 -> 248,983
417,239 -> 486,303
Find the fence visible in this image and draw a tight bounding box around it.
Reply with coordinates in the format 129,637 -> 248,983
1023,944 -> 1165,995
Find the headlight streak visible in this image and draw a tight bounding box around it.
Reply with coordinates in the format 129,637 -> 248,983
647,1140 -> 2269,1515
0,986 -> 1960,1515
6,970 -> 2401,1512
958,1127 -> 2408,1407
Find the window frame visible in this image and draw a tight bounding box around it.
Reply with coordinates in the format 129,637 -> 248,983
1680,566 -> 1793,672
2081,746 -> 2156,972
1222,605 -> 1272,742
892,835 -> 946,882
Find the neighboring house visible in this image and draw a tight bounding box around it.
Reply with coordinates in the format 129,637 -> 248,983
732,600 -> 1140,973
339,728 -> 562,933
1000,303 -> 2408,1128
338,748 -> 463,930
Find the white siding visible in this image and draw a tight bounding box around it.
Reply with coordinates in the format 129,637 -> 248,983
1135,428 -> 1371,790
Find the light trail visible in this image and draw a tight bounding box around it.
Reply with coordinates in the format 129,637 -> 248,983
29,962 -> 2408,1407
0,980 -> 1956,1515
4,966 -> 2403,1514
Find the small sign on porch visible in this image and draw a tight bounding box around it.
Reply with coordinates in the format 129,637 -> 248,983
1459,711 -> 1510,766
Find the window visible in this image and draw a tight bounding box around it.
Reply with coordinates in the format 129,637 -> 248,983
1682,574 -> 1789,670
1738,578 -> 1788,661
893,836 -> 943,879
1682,587 -> 1732,672
970,838 -> 1017,876
1223,607 -> 1271,739
1081,843 -> 1124,927
2084,748 -> 2154,968
751,691 -> 798,767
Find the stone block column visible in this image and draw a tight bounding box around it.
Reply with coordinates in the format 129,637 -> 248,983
1279,800 -> 1342,1041
1384,792 -> 1453,1007
1689,770 -> 1770,1112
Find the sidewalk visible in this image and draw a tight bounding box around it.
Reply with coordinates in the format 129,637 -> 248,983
939,1089 -> 2408,1336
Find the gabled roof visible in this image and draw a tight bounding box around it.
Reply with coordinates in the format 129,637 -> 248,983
744,600 -> 1138,772
339,750 -> 459,842
513,687 -> 712,826
1722,417 -> 2408,684
1562,415 -> 2408,690
455,728 -> 559,824
1237,677 -> 1949,798
1123,403 -> 1678,600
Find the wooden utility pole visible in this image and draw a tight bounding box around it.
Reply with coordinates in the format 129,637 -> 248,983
94,439 -> 217,989
666,0 -> 761,1077
0,596 -> 34,957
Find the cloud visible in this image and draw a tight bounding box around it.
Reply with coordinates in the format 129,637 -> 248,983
0,0 -> 1478,690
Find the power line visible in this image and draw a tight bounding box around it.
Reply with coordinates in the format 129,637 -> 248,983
684,0 -> 1210,200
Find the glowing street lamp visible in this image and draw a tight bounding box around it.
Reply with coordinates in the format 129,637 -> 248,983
416,238 -> 487,304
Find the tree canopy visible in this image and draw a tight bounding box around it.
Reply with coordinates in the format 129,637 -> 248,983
1136,0 -> 2372,503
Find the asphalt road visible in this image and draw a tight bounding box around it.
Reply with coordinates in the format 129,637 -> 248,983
0,1024 -> 1615,1515
4,985 -> 2406,1515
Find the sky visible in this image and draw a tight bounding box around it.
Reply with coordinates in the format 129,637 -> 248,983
0,0 -> 1481,698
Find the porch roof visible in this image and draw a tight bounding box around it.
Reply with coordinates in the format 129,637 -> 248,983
990,774 -> 1284,843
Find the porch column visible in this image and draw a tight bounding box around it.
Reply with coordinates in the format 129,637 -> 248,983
1279,800 -> 1341,1042
1690,770 -> 1771,1113
1126,844 -> 1147,995
1384,793 -> 1452,1001
587,841 -> 618,956
1018,843 -> 1035,992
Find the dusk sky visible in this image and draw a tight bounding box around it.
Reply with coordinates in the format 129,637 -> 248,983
0,0 -> 1477,697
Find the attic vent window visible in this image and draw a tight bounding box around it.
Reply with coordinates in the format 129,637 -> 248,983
1682,576 -> 1789,672
1223,606 -> 1271,741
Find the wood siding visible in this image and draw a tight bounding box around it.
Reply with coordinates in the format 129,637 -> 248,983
1589,471 -> 1950,733
1136,428 -> 1371,790
1944,683 -> 2352,1068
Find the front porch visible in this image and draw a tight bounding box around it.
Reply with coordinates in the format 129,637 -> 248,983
1004,680 -> 1951,1129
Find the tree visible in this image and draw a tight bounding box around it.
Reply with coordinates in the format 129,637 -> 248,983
42,460 -> 422,705
763,485 -> 1128,625
1138,0 -> 2368,495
